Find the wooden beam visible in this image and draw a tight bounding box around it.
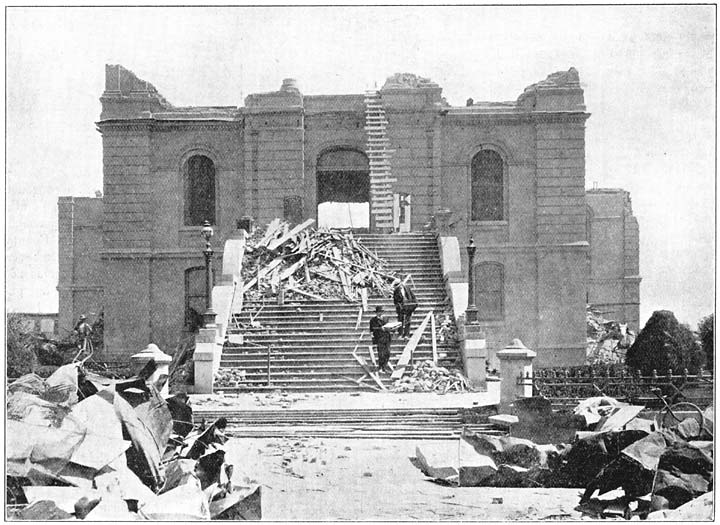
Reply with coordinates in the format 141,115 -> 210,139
285,287 -> 327,301
266,218 -> 315,252
279,257 -> 306,281
431,314 -> 438,365
368,345 -> 377,366
242,257 -> 283,293
353,347 -> 386,390
391,310 -> 433,379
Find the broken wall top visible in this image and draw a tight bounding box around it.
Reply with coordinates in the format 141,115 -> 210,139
516,67 -> 586,112
99,65 -> 587,122
100,64 -> 174,121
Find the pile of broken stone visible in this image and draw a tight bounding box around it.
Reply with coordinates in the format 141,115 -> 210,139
6,361 -> 261,520
241,219 -> 397,302
392,360 -> 470,393
411,396 -> 713,520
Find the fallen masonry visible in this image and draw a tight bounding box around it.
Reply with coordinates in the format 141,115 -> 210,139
6,361 -> 261,520
410,396 -> 714,520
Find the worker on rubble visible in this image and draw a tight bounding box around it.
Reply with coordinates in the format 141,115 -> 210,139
393,278 -> 418,339
370,305 -> 393,374
73,315 -> 93,361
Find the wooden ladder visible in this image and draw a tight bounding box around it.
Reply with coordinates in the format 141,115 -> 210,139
365,90 -> 396,230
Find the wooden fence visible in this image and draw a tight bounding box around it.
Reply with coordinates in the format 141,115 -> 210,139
520,367 -> 714,411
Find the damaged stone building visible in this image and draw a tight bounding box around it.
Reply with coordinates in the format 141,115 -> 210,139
58,65 -> 640,367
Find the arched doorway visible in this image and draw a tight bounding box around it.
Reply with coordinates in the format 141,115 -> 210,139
316,148 -> 370,230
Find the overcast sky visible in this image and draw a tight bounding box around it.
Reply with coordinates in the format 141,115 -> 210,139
5,5 -> 716,328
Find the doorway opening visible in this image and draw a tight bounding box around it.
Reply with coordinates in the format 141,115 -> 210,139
316,149 -> 370,231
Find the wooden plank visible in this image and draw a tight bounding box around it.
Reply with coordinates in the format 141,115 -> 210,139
352,348 -> 386,391
279,256 -> 306,281
242,257 -> 283,292
392,310 -> 433,379
303,259 -> 311,282
285,287 -> 328,301
431,314 -> 438,365
266,218 -> 315,252
360,288 -> 369,312
310,270 -> 343,283
368,345 -> 377,366
269,267 -> 280,293
355,307 -> 363,331
256,218 -> 283,248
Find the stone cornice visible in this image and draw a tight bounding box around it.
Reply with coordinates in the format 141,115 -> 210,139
442,111 -> 590,126
97,119 -> 241,133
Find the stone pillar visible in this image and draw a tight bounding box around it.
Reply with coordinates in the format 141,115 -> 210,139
193,327 -> 217,394
496,339 -> 536,412
130,343 -> 172,397
460,321 -> 487,391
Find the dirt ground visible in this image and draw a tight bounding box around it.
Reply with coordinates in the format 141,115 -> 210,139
225,437 -> 586,521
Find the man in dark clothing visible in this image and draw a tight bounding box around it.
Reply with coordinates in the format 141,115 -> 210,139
369,305 -> 393,373
393,279 -> 418,339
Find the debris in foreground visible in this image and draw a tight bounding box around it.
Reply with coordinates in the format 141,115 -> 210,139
6,363 -> 261,520
410,396 -> 714,520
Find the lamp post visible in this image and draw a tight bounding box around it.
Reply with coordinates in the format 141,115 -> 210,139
201,221 -> 217,328
466,237 -> 478,323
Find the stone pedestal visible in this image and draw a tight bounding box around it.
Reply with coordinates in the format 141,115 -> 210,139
496,339 -> 536,412
193,328 -> 217,394
130,343 -> 172,397
460,322 -> 487,391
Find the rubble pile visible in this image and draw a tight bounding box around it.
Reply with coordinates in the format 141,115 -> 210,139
6,361 -> 261,520
586,305 -> 635,365
214,368 -> 247,389
392,360 -> 470,393
242,219 -> 396,302
411,397 -> 714,520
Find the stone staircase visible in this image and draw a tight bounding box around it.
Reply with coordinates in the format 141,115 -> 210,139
193,407 -> 504,440
217,232 -> 457,392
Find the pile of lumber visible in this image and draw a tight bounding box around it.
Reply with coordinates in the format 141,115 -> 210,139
392,360 -> 470,393
242,219 -> 396,302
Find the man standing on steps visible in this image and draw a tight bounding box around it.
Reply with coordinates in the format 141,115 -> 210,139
370,305 -> 393,373
393,277 -> 418,339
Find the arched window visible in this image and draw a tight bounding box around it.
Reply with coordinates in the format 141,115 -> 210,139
184,155 -> 216,226
475,262 -> 504,320
471,150 -> 504,221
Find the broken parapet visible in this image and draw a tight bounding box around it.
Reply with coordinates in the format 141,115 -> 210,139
100,64 -> 173,120
244,78 -> 303,110
516,67 -> 585,112
380,72 -> 444,110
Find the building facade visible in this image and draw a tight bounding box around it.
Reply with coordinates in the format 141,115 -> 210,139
58,65 -> 640,367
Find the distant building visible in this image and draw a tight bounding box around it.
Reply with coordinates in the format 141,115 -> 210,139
586,189 -> 641,331
11,313 -> 59,338
58,65 -> 640,365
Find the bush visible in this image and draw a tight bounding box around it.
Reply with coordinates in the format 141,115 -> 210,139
6,314 -> 37,377
697,313 -> 714,369
626,310 -> 705,375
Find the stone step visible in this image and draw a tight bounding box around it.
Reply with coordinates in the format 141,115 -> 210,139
223,346 -> 457,358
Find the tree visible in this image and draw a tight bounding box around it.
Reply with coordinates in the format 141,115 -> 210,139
626,310 -> 705,375
697,313 -> 714,369
6,313 -> 37,377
